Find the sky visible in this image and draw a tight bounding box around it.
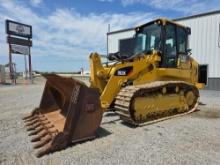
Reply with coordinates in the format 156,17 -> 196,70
0,0 -> 219,72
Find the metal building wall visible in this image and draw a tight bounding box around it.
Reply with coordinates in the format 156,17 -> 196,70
108,30 -> 135,53
176,13 -> 220,90
107,12 -> 220,90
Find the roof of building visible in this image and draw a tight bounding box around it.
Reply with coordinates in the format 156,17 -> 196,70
107,27 -> 135,35
107,9 -> 220,35
173,9 -> 220,21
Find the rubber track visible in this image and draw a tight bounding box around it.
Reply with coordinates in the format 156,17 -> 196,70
114,81 -> 199,126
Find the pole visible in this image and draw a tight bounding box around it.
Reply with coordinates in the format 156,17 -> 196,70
24,55 -> 28,79
28,40 -> 33,83
107,24 -> 110,55
14,63 -> 16,84
8,36 -> 13,84
106,24 -> 110,66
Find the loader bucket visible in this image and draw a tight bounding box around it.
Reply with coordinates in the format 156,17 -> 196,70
23,74 -> 103,157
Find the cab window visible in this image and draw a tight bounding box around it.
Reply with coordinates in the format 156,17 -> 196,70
162,23 -> 177,67
177,27 -> 187,54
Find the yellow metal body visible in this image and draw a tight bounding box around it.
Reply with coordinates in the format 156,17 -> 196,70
133,93 -> 187,120
89,51 -> 202,109
89,18 -> 203,110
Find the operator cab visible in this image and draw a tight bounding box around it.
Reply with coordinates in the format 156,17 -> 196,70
109,18 -> 191,68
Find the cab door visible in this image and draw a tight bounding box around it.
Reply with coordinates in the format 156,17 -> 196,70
161,23 -> 178,68
176,26 -> 191,69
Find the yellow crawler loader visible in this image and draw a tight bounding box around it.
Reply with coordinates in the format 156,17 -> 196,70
23,18 -> 206,157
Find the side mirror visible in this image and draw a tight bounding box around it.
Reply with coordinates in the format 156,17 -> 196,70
107,52 -> 120,61
186,27 -> 191,35
186,49 -> 192,56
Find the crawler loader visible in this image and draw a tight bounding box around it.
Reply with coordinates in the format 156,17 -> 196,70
23,18 -> 206,157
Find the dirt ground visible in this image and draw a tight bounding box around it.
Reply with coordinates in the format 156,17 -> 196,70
0,78 -> 220,165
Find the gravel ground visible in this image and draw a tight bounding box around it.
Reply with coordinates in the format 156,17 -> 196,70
0,79 -> 220,165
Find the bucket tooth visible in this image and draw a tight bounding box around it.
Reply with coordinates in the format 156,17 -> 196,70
26,126 -> 35,131
41,120 -> 50,125
24,115 -> 38,122
23,112 -> 42,120
28,124 -> 54,136
32,122 -> 42,128
26,121 -> 41,128
23,107 -> 43,120
47,127 -> 58,133
33,135 -> 52,149
44,123 -> 54,129
25,118 -> 40,126
31,130 -> 48,142
39,117 -> 47,121
35,142 -> 52,158
25,116 -> 47,125
23,114 -> 35,120
26,123 -> 41,131
28,126 -> 44,136
27,119 -> 51,130
25,117 -> 38,124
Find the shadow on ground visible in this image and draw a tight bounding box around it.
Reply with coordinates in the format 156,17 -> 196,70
192,108 -> 220,119
96,127 -> 112,138
104,112 -> 118,117
102,118 -> 121,125
199,102 -> 206,106
121,121 -> 138,128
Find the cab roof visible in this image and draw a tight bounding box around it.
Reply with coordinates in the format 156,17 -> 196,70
135,18 -> 188,31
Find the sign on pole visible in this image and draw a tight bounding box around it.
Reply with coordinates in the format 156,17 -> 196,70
5,20 -> 32,38
11,45 -> 30,55
7,36 -> 32,46
5,19 -> 33,84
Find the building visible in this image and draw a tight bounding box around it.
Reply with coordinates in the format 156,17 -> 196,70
0,65 -> 5,83
107,10 -> 220,90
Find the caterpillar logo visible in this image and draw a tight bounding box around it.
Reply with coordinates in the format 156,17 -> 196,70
117,70 -> 126,76
115,66 -> 133,76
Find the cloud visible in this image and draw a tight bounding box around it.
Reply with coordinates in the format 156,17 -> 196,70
150,0 -> 220,14
30,0 -> 43,7
0,0 -> 157,71
116,0 -> 220,15
1,0 -> 217,71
